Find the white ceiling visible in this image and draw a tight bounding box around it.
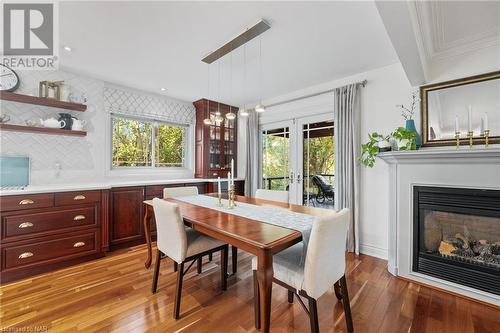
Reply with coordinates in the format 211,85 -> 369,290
59,1 -> 398,106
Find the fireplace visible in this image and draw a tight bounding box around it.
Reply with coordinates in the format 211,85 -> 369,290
413,186 -> 500,295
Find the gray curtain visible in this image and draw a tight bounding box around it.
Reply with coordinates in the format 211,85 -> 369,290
245,111 -> 260,197
334,83 -> 360,254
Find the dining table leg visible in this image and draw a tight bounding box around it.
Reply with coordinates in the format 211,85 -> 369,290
256,250 -> 273,333
143,204 -> 153,269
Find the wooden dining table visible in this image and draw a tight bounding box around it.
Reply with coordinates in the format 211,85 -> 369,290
142,194 -> 331,333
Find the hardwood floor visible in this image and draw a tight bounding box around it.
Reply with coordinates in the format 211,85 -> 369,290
1,244 -> 498,333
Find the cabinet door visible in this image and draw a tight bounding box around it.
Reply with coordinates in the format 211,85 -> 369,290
110,187 -> 144,246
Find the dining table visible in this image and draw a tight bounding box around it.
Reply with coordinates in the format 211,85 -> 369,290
142,194 -> 332,333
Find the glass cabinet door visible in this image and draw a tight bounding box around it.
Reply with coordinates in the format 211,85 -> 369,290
223,114 -> 236,170
208,112 -> 221,169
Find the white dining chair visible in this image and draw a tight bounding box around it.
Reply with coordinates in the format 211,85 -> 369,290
252,208 -> 353,333
255,189 -> 289,204
163,186 -> 199,198
151,198 -> 228,319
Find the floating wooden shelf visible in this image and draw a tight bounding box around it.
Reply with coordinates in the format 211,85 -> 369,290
0,124 -> 87,136
0,92 -> 87,112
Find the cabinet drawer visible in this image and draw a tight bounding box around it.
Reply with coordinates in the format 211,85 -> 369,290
55,190 -> 101,206
3,231 -> 98,270
0,194 -> 54,212
2,206 -> 96,241
146,184 -> 183,197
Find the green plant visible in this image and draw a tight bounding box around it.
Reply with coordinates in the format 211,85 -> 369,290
359,132 -> 389,167
391,127 -> 417,150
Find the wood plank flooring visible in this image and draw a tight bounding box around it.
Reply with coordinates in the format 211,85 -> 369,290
1,244 -> 499,333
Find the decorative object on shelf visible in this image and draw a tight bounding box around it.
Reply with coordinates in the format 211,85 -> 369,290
24,119 -> 38,127
455,131 -> 461,149
40,117 -> 66,129
484,129 -> 490,148
467,131 -> 474,148
360,128 -> 417,168
392,127 -> 417,151
397,90 -> 421,149
0,64 -> 20,92
0,114 -> 11,124
71,117 -> 86,131
39,80 -> 63,99
421,70 -> 500,147
58,113 -> 73,130
360,132 -> 389,167
377,140 -> 391,152
68,90 -> 88,104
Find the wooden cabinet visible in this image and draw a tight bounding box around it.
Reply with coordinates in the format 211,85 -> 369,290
207,180 -> 245,195
193,99 -> 238,178
0,190 -> 104,283
110,187 -> 145,248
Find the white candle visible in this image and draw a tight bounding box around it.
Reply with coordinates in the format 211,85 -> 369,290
480,116 -> 484,135
217,177 -> 221,195
455,115 -> 459,133
230,159 -> 234,185
484,112 -> 489,130
227,172 -> 231,190
468,105 -> 472,132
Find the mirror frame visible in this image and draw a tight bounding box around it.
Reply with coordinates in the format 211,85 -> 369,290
420,70 -> 500,147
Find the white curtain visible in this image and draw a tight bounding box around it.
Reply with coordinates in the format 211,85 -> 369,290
334,83 -> 360,254
245,111 -> 260,197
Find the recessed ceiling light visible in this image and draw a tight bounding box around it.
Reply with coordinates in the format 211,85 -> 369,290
63,46 -> 72,52
160,87 -> 167,91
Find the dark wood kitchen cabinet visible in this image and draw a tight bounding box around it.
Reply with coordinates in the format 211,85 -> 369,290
193,99 -> 238,179
110,187 -> 145,248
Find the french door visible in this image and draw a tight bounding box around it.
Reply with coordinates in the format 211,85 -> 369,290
260,114 -> 335,209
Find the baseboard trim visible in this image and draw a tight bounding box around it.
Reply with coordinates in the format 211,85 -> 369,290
359,244 -> 388,260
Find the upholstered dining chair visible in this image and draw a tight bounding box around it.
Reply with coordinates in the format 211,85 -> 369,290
252,208 -> 353,333
255,189 -> 289,204
151,198 -> 228,319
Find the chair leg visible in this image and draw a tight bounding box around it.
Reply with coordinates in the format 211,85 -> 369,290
334,281 -> 342,300
288,290 -> 294,303
308,297 -> 320,333
221,246 -> 228,291
340,275 -> 354,332
231,246 -> 238,274
173,261 -> 178,272
253,270 -> 261,330
197,257 -> 203,274
151,249 -> 162,293
173,262 -> 184,320
208,253 -> 213,261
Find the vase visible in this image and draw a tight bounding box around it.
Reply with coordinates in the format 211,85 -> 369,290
405,119 -> 421,149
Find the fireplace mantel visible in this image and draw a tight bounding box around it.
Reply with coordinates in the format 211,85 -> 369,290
378,147 -> 500,164
380,146 -> 500,306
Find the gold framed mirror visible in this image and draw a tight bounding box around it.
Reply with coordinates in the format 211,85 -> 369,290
421,71 -> 500,147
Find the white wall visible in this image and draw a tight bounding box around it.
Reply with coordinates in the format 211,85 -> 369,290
256,62 -> 413,259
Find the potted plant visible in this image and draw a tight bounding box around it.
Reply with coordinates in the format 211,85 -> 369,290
360,132 -> 390,167
396,90 -> 421,149
391,127 -> 417,150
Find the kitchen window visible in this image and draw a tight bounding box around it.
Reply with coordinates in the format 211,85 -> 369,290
111,115 -> 187,168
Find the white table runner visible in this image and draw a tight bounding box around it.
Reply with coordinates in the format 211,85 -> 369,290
174,195 -> 315,264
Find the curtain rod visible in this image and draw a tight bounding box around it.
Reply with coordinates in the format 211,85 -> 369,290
266,79 -> 367,109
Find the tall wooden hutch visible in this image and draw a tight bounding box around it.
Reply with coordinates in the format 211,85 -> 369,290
193,99 -> 238,178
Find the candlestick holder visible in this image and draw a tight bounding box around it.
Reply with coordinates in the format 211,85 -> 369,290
216,192 -> 223,207
484,129 -> 490,148
467,131 -> 473,148
227,185 -> 236,209
455,131 -> 460,149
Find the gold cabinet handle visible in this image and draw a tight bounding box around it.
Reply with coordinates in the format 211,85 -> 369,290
18,222 -> 34,228
73,195 -> 86,200
73,242 -> 85,248
18,252 -> 33,259
19,199 -> 35,205
73,215 -> 86,221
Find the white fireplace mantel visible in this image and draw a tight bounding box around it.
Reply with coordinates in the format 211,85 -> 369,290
378,147 -> 500,306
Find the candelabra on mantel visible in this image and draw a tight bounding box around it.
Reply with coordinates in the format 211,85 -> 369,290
467,131 -> 474,148
484,129 -> 490,148
455,131 -> 460,149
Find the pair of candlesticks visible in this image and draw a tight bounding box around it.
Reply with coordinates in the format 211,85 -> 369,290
455,130 -> 490,148
216,184 -> 236,209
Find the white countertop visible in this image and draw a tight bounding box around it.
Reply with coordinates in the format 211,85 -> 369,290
0,177 -> 245,196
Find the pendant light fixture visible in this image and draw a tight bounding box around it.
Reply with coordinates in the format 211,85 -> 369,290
203,64 -> 213,125
226,47 -> 237,121
214,60 -> 224,124
255,37 -> 266,113
240,41 -> 249,117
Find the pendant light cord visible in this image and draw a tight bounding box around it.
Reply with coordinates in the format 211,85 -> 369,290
259,37 -> 263,105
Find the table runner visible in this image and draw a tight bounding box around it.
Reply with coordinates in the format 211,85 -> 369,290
174,195 -> 315,264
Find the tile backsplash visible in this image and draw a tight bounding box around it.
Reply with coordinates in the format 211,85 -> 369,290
0,69 -> 195,184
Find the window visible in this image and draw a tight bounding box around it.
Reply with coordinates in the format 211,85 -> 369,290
112,115 -> 187,168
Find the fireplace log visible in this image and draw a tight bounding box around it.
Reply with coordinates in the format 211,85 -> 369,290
439,241 -> 458,256
455,233 -> 470,249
